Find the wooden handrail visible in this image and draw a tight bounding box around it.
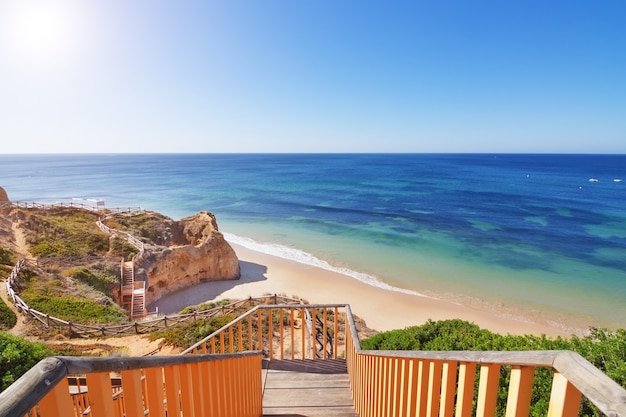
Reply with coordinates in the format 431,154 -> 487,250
343,304 -> 626,417
0,352 -> 262,417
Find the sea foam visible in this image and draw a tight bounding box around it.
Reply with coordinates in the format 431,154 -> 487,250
223,232 -> 429,298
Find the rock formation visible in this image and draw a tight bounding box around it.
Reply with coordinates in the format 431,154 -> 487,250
134,211 -> 240,305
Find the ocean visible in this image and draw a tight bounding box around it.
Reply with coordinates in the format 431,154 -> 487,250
1,153 -> 625,332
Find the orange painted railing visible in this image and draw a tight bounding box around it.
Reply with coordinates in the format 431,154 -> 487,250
0,352 -> 262,417
183,303 -> 626,417
183,303 -> 345,360
3,302 -> 626,416
343,305 -> 626,417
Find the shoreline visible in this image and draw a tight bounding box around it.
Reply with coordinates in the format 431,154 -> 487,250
153,242 -> 585,338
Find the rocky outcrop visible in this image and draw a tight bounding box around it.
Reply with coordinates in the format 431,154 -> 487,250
134,211 -> 240,305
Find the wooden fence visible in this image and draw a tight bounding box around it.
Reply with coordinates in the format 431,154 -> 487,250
7,201 -> 144,214
5,259 -> 302,338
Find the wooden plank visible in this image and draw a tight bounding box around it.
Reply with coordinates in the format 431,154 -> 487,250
505,366 -> 534,417
553,350 -> 626,416
547,372 -> 582,417
476,364 -> 501,417
416,360 -> 431,417
290,308 -> 295,360
120,369 -> 144,417
144,367 -> 166,417
163,365 -> 182,417
440,361 -> 457,417
455,362 -> 477,417
37,378 -> 75,417
426,360 -> 443,417
85,372 -> 114,417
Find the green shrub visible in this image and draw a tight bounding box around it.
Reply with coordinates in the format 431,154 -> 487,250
151,315 -> 235,349
109,237 -> 139,261
67,267 -> 118,298
0,298 -> 16,330
20,289 -> 127,325
0,331 -> 52,392
0,248 -> 14,265
25,210 -> 109,257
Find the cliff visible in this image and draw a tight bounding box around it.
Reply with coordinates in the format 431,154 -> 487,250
133,211 -> 240,305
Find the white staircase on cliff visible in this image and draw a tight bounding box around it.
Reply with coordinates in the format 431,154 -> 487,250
121,260 -> 146,320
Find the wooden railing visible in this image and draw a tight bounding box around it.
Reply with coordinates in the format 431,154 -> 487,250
183,303 -> 345,360
0,352 -> 263,417
182,303 -> 626,417
5,260 -> 302,338
343,304 -> 626,417
3,299 -> 626,416
8,201 -> 143,214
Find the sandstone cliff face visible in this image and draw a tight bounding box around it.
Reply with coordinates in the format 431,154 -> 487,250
135,211 -> 240,305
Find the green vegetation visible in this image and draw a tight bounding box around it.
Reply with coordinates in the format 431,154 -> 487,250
109,237 -> 140,261
105,212 -> 172,245
150,315 -> 236,349
0,247 -> 17,329
20,286 -> 127,325
66,267 -> 118,299
24,208 -> 109,257
0,298 -> 16,330
0,331 -> 52,392
361,319 -> 626,416
179,299 -> 232,315
0,247 -> 14,277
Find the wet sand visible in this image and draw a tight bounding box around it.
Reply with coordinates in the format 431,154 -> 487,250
152,242 -> 581,338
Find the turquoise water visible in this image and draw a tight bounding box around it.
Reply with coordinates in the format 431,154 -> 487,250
1,153 -> 625,331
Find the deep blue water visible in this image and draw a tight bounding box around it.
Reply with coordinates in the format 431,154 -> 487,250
1,153 -> 625,331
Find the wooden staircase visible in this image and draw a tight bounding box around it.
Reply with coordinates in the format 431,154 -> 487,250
121,261 -> 146,320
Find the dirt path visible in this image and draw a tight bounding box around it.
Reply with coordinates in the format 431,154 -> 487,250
3,218 -> 181,356
0,277 -> 32,338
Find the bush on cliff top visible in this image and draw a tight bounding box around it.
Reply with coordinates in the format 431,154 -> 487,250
23,209 -> 109,257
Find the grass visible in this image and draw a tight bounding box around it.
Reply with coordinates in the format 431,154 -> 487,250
0,297 -> 16,330
20,287 -> 127,325
22,208 -> 109,257
65,267 -> 118,299
150,315 -> 236,349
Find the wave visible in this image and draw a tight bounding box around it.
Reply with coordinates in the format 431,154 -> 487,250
222,232 -> 430,299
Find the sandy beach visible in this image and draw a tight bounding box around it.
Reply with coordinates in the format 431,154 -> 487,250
153,242 -> 581,338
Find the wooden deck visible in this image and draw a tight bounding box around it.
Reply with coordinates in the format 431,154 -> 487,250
262,359 -> 358,417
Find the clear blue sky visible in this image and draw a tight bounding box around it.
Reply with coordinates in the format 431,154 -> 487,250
0,0 -> 624,153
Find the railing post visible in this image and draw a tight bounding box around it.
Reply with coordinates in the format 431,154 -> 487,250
506,366 -> 534,417
455,362 -> 477,417
476,363 -> 501,417
547,372 -> 582,417
85,372 -> 115,417
37,378 -> 75,417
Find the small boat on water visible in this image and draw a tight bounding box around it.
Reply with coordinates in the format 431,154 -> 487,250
589,178 -> 599,182
614,179 -> 623,183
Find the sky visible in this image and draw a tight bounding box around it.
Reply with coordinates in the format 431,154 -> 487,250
0,0 -> 624,154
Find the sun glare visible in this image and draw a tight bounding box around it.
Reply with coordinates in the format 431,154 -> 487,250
0,1 -> 84,74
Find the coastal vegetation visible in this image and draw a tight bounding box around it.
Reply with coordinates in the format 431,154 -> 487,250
150,315 -> 236,348
23,208 -> 109,257
16,266 -> 127,325
361,319 -> 626,416
0,247 -> 17,329
0,299 -> 16,330
104,211 -> 176,246
0,331 -> 52,392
